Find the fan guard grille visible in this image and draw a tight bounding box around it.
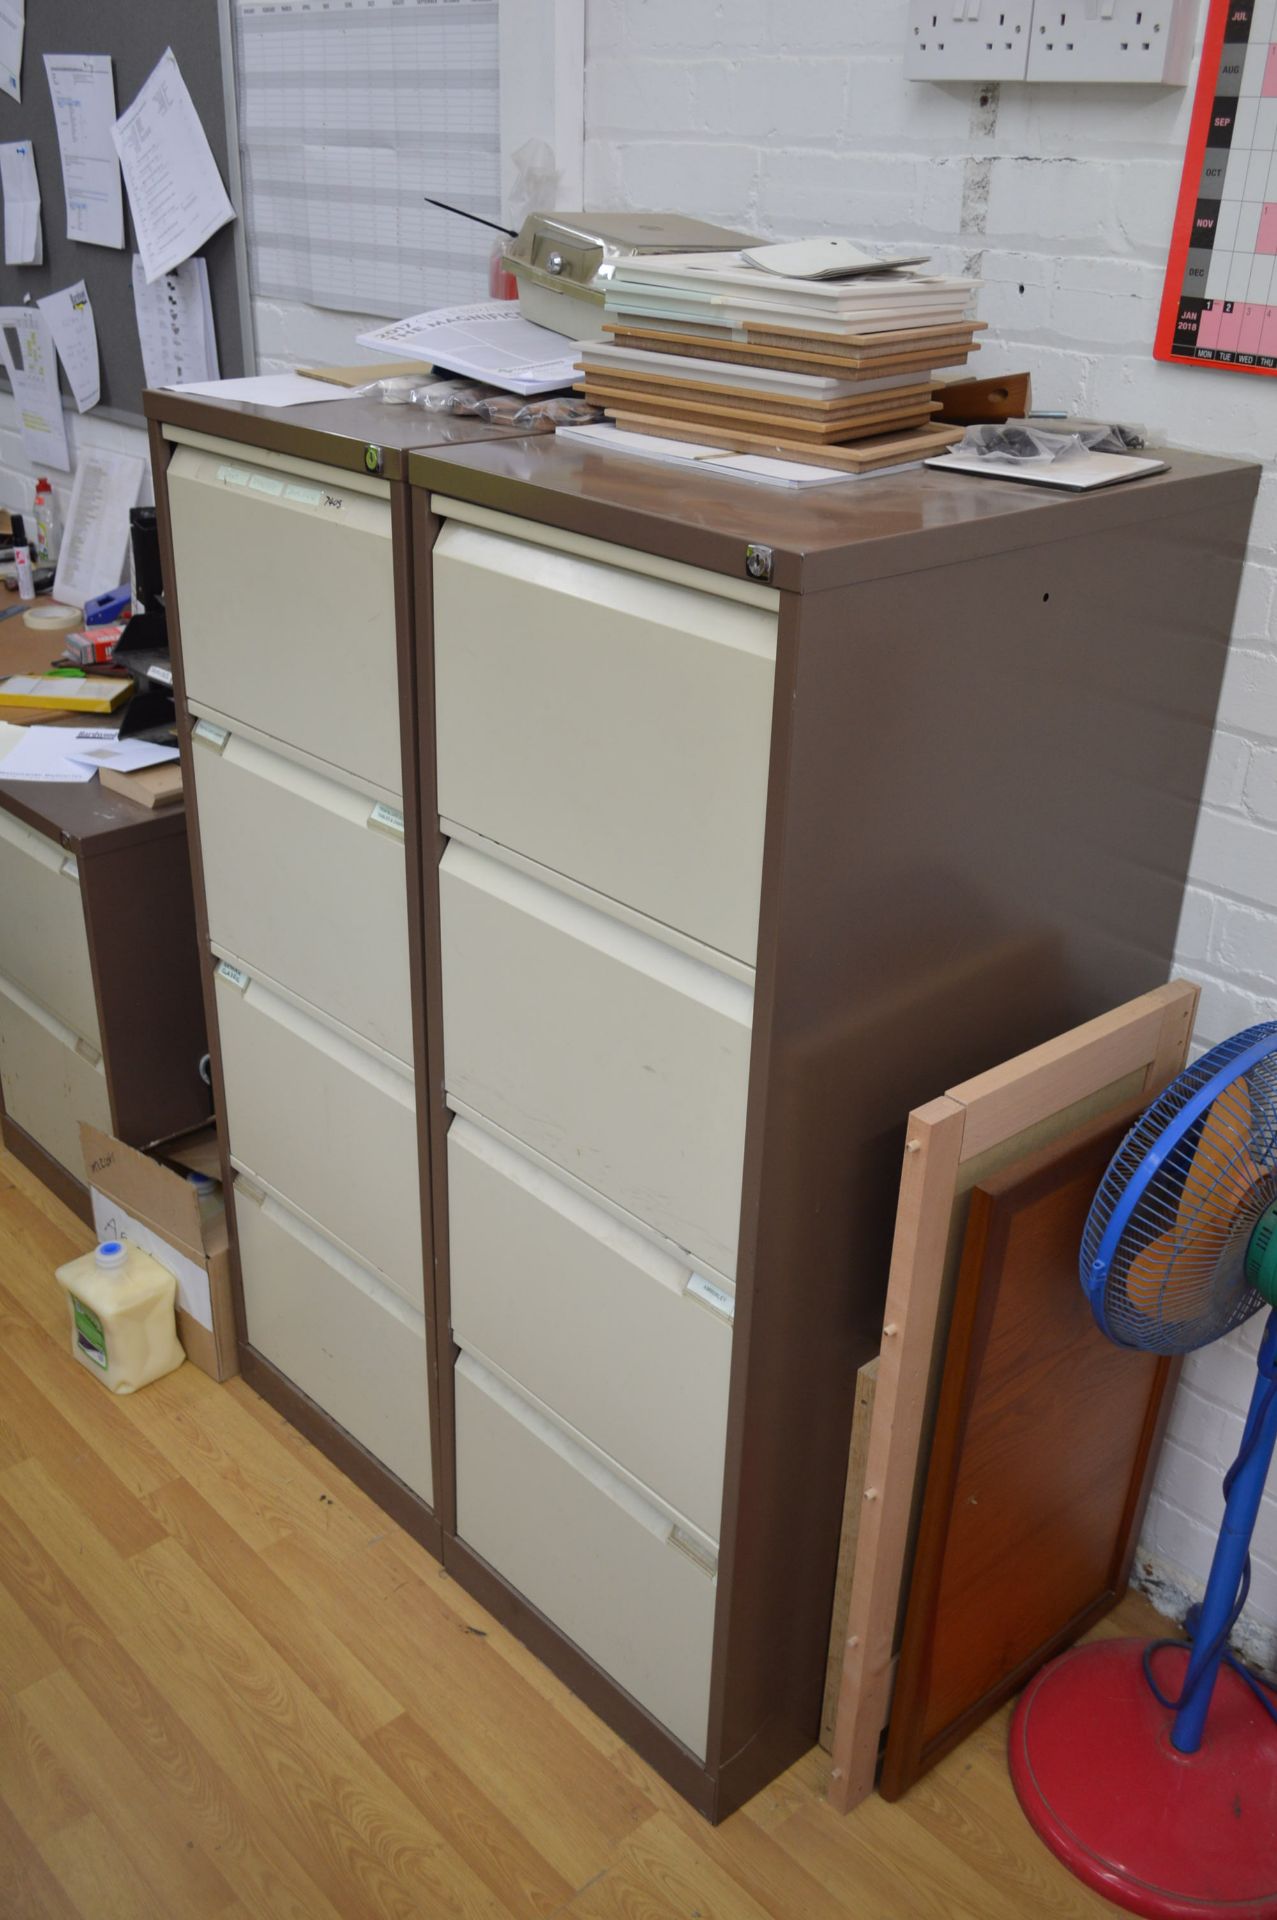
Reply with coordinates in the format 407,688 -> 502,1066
1082,1022 -> 1277,1355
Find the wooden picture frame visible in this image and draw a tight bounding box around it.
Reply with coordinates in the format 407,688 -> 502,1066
826,979 -> 1198,1813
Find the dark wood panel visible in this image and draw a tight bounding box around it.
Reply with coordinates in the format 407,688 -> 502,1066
879,1114 -> 1173,1799
0,1111 -> 93,1225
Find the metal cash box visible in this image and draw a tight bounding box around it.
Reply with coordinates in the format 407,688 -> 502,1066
502,211 -> 755,339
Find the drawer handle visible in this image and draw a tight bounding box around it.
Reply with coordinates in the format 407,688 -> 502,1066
74,1036 -> 101,1066
367,801 -> 405,839
669,1526 -> 718,1580
235,1175 -> 266,1207
192,719 -> 230,753
686,1272 -> 735,1323
59,854 -> 80,885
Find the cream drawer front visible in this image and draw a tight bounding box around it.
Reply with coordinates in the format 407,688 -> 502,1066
440,841 -> 753,1278
455,1353 -> 716,1758
167,445 -> 401,795
214,961 -> 423,1308
193,726 -> 412,1065
0,971 -> 110,1175
448,1118 -> 731,1540
433,519 -> 776,963
0,811 -> 99,1049
237,1186 -> 432,1503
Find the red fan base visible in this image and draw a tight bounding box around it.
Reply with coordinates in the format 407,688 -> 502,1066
1009,1639 -> 1277,1919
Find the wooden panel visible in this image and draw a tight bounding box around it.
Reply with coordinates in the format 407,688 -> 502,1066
820,1358 -> 878,1752
826,980 -> 1198,1813
879,1114 -> 1172,1798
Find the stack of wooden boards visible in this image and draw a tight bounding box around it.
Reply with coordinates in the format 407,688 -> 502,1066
575,251 -> 985,472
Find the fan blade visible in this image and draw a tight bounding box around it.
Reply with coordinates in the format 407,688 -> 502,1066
1124,1082 -> 1262,1317
1176,1078 -> 1262,1240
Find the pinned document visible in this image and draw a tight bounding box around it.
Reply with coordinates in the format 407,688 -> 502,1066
37,281 -> 100,412
0,139 -> 41,264
0,307 -> 69,471
112,49 -> 234,283
45,54 -> 124,249
0,1 -> 23,104
132,254 -> 218,388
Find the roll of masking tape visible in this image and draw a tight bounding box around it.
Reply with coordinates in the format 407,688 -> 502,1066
24,602 -> 81,631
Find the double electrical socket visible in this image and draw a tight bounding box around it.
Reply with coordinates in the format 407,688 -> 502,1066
907,0 -> 1198,83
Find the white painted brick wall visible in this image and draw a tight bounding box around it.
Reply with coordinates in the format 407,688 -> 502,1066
583,4 -> 1277,1658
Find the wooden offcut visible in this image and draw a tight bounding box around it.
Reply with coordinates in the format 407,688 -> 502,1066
608,413 -> 965,471
821,1357 -> 879,1752
878,1113 -> 1173,1798
826,980 -> 1199,1815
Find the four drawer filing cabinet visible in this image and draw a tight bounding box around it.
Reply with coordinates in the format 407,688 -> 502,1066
150,387 -> 1256,1820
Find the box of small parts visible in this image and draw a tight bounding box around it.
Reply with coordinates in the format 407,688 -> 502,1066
79,1123 -> 238,1381
65,622 -> 127,665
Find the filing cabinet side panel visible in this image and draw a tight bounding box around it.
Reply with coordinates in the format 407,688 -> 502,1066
707,492 -> 1252,1816
80,831 -> 212,1147
150,417 -> 442,1558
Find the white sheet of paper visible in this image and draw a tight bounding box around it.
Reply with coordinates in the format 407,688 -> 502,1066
67,734 -> 178,773
37,280 -> 100,411
53,449 -> 145,609
0,722 -> 102,782
0,307 -> 69,470
0,139 -> 41,264
44,53 -> 124,249
0,1 -> 24,104
356,302 -> 580,395
167,372 -> 352,407
132,254 -> 218,387
112,48 -> 234,283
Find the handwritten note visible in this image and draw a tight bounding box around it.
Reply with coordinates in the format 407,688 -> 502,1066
37,281 -> 100,413
45,53 -> 124,250
113,48 -> 234,283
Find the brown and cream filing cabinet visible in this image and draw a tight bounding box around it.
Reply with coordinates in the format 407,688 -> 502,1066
409,435 -> 1257,1818
147,391 -> 529,1546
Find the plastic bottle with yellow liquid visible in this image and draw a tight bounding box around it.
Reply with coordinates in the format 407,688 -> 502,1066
55,1239 -> 185,1394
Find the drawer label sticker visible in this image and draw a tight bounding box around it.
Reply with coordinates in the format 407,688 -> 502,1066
284,482 -> 324,506
686,1272 -> 735,1321
216,960 -> 249,991
249,473 -> 285,497
192,719 -> 229,750
368,801 -> 405,837
216,464 -> 252,488
147,663 -> 173,687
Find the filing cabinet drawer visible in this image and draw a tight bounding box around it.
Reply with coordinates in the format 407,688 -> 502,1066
214,959 -> 422,1307
237,1185 -> 432,1503
433,518 -> 777,963
0,971 -> 110,1175
456,1353 -> 716,1757
193,725 -> 412,1065
440,840 -> 753,1279
448,1117 -> 732,1540
167,443 -> 401,796
0,809 -> 99,1049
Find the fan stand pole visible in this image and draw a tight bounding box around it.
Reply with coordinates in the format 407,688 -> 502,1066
1172,1308 -> 1277,1754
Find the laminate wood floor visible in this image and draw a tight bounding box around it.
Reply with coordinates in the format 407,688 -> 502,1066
0,1142 -> 1150,1920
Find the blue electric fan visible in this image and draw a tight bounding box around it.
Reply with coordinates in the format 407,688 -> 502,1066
1010,1021 -> 1277,1920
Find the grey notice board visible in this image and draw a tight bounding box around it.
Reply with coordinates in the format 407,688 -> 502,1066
0,0 -> 254,425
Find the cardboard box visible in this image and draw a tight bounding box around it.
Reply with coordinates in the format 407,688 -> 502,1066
79,1123 -> 238,1381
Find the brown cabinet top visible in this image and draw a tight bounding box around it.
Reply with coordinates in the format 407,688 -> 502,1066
0,769 -> 185,855
145,386 -> 533,481
407,436 -> 1259,593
